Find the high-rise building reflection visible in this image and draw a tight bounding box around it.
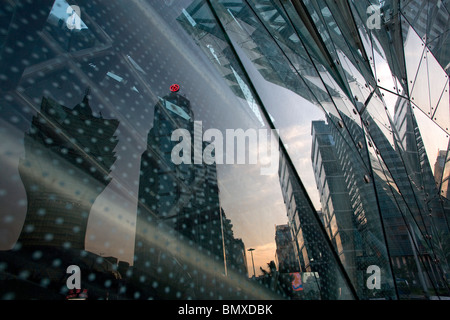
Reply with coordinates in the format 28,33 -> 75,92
17,93 -> 119,250
311,106 -> 450,297
310,119 -> 362,293
275,224 -> 300,274
278,147 -> 352,300
0,92 -> 123,299
133,86 -> 247,299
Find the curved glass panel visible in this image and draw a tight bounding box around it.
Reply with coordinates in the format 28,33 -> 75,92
0,0 -> 449,301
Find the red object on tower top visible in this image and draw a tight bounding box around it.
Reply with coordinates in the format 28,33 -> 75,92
170,84 -> 180,92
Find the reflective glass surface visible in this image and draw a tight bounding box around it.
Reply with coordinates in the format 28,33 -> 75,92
0,0 -> 449,300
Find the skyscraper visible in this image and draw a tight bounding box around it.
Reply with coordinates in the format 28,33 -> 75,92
278,147 -> 353,299
435,150 -> 447,185
133,87 -> 230,298
436,148 -> 450,201
221,209 -> 248,277
1,0 -> 450,301
311,120 -> 362,292
17,93 -> 119,250
275,224 -> 300,274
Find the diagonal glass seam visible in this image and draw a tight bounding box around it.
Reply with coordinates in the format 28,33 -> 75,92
423,0 -> 441,45
305,0 -> 376,99
425,47 -> 434,117
402,24 -> 427,104
291,0 -> 378,112
340,0 -> 373,64
400,5 -> 450,75
358,88 -> 375,115
243,1 -> 324,105
420,28 -> 450,47
398,12 -> 445,129
348,0 -> 408,94
430,81 -> 449,125
410,97 -> 450,135
363,92 -> 438,243
352,116 -> 401,299
364,115 -> 450,297
206,0 -> 359,300
289,0 -> 354,100
321,0 -> 376,90
247,0 -> 367,153
427,47 -> 450,123
309,2 -> 369,107
401,0 -> 429,38
233,0 -> 373,175
365,130 -> 445,298
273,0 -> 373,173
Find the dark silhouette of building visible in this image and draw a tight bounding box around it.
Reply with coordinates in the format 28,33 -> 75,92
222,209 -> 248,277
133,88 -> 247,299
275,224 -> 300,274
17,93 -> 119,250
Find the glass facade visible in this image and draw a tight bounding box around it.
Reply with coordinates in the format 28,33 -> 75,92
0,0 -> 449,300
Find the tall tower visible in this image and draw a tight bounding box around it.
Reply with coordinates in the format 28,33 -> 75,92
278,147 -> 353,299
310,120 -> 362,293
275,224 -> 300,273
17,93 -> 119,250
134,85 -> 226,298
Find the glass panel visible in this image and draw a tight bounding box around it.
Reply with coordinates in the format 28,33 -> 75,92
1,0 -> 449,302
0,0 -> 359,301
402,0 -> 450,73
0,1 -> 57,92
0,0 -> 286,300
362,85 -> 450,298
430,76 -> 450,134
208,0 -> 357,300
44,0 -> 110,53
403,21 -> 427,98
410,48 -> 448,123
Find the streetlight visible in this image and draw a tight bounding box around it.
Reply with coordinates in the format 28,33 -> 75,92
248,248 -> 256,278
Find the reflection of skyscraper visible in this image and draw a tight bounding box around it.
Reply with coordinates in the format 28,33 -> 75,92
313,107 -> 450,297
390,99 -> 450,290
311,120 -> 361,289
134,87 -> 245,298
176,1 -> 266,127
436,148 -> 450,201
275,224 -> 300,274
311,114 -> 419,298
17,94 -> 119,250
222,209 -> 248,277
278,148 -> 351,300
135,88 -> 222,254
434,150 -> 447,187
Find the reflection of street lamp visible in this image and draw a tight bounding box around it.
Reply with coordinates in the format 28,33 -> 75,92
248,248 -> 256,278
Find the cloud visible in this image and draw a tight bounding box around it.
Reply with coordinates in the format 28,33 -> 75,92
246,241 -> 278,277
